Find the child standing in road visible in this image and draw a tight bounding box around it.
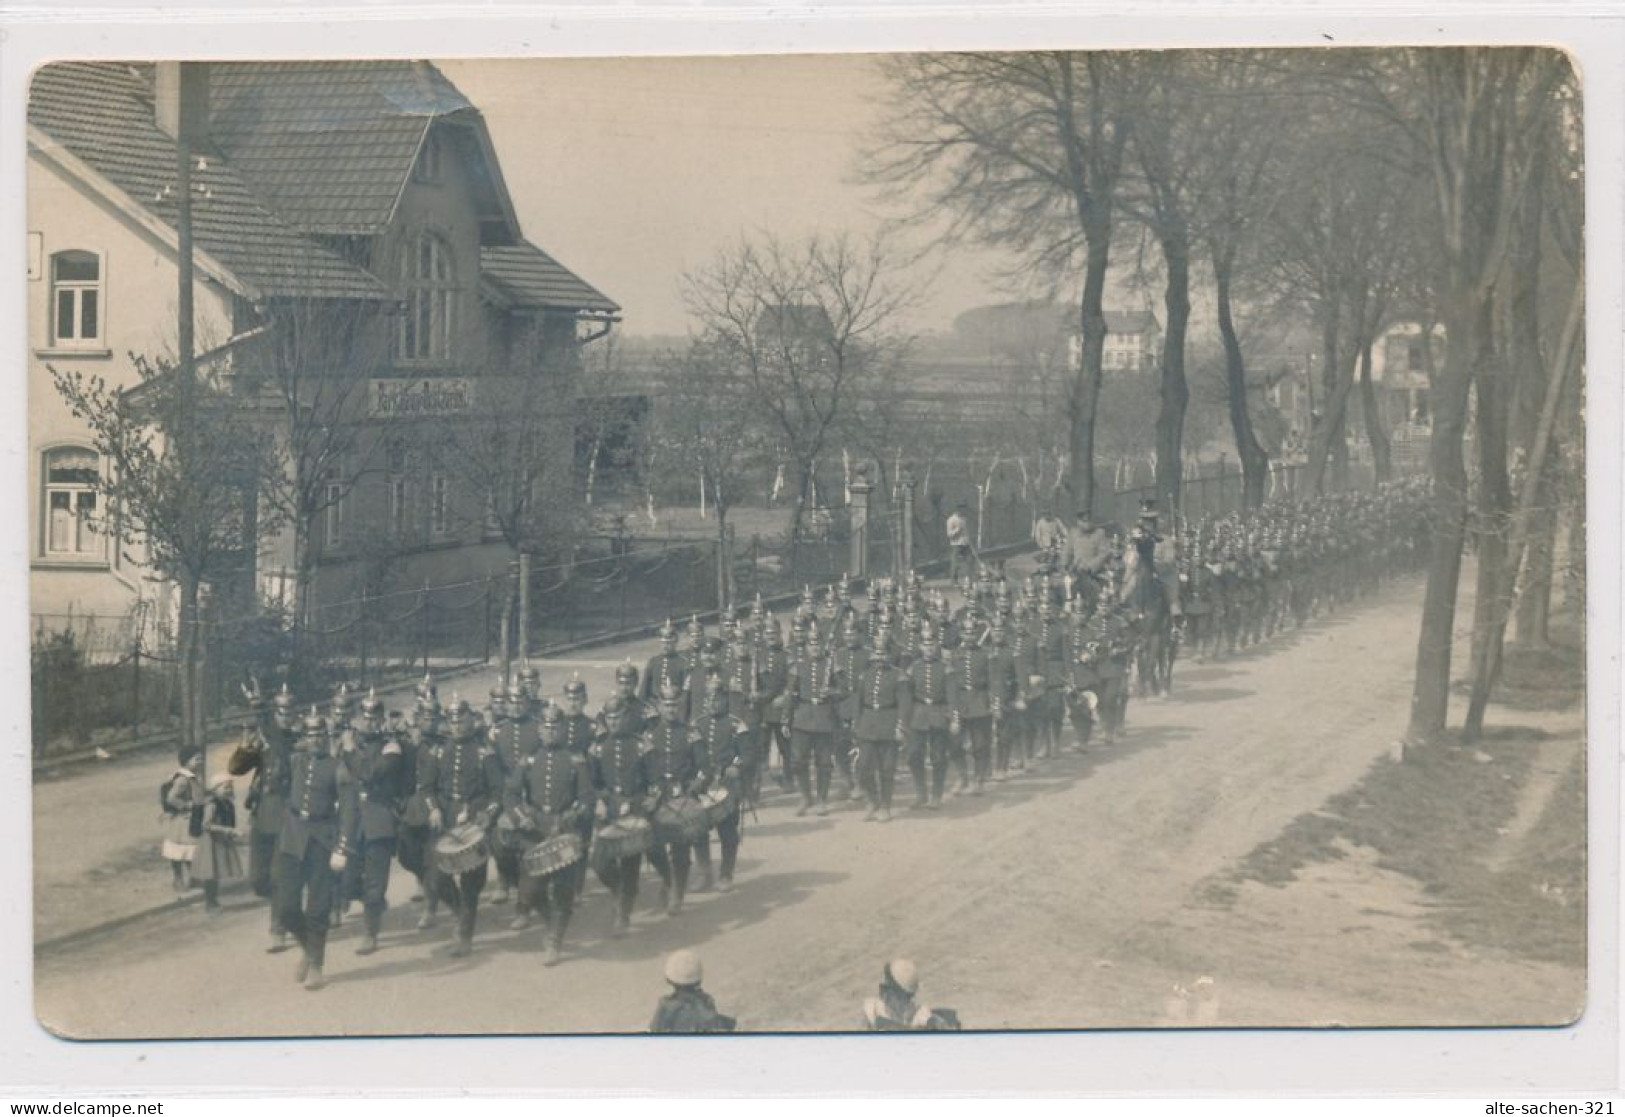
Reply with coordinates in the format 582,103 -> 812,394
159,752 -> 203,893
192,772 -> 243,915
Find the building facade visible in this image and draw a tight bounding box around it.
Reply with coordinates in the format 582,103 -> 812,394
28,61 -> 618,643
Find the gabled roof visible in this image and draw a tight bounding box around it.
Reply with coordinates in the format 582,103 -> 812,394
1104,310 -> 1159,335
206,61 -> 520,238
28,62 -> 386,302
481,241 -> 620,316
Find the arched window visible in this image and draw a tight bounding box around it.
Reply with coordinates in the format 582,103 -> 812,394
397,231 -> 456,363
42,446 -> 102,558
50,250 -> 102,347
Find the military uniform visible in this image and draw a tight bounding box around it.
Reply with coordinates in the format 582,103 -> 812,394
588,710 -> 652,934
985,629 -> 1019,778
508,729 -> 590,960
756,635 -> 792,794
948,641 -> 994,793
419,718 -> 503,954
489,700 -> 541,905
689,692 -> 747,889
786,639 -> 840,814
227,694 -> 296,945
719,639 -> 763,801
273,724 -> 353,987
397,708 -> 443,927
906,645 -> 953,808
854,646 -> 912,820
341,721 -> 404,952
643,712 -> 698,914
830,631 -> 869,801
1030,608 -> 1068,761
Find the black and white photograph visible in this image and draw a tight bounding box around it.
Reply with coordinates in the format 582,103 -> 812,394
25,47 -> 1589,1040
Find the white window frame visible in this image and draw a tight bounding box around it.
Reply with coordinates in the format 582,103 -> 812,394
49,249 -> 104,348
390,474 -> 411,541
396,231 -> 456,365
41,445 -> 104,560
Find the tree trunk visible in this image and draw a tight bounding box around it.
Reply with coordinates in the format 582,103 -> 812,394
1463,299 -> 1513,740
1305,348 -> 1359,496
716,506 -> 731,611
1358,337 -> 1391,485
1214,247 -> 1269,508
1514,487 -> 1557,649
1406,294 -> 1477,746
1462,278 -> 1583,740
177,571 -> 201,765
1067,223 -> 1112,519
1154,229 -> 1191,516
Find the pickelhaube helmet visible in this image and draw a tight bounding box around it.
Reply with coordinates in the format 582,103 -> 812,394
541,704 -> 566,728
302,706 -> 328,737
415,672 -> 438,704
360,687 -> 385,718
686,614 -> 705,640
658,680 -> 683,704
615,660 -> 639,685
332,682 -> 355,713
273,683 -> 297,713
602,695 -> 631,721
659,617 -> 678,643
518,662 -> 542,696
563,674 -> 588,701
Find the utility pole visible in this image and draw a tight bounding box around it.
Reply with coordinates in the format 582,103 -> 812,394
175,62 -> 202,774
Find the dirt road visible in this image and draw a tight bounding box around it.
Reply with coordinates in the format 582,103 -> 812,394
34,570 -> 1583,1037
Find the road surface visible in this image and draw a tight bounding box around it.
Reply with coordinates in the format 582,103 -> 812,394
34,570 -> 1584,1037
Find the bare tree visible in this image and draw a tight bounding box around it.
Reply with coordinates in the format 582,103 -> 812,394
680,231 -> 914,562
867,52 -> 1148,517
51,355 -> 283,759
244,295 -> 391,675
654,338 -> 772,607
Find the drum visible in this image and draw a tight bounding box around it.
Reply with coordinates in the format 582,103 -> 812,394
652,798 -> 710,845
493,806 -> 534,852
700,785 -> 736,827
593,817 -> 652,861
432,822 -> 490,875
521,832 -> 584,879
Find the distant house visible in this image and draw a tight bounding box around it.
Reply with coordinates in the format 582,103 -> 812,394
1369,321 -> 1443,429
28,61 -> 618,637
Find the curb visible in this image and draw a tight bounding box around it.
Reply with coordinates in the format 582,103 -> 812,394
36,879 -> 257,955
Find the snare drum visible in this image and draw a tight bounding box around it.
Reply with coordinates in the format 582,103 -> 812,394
521,832 -> 584,879
432,822 -> 490,875
652,798 -> 710,845
700,785 -> 736,827
590,816 -> 652,875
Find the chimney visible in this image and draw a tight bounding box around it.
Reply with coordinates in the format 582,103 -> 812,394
153,61 -> 209,143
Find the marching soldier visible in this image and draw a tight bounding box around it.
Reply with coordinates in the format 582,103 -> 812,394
273,709 -> 354,992
786,623 -> 840,816
508,705 -> 591,965
399,694 -> 444,930
855,627 -> 913,822
644,683 -> 698,916
948,624 -> 994,795
986,620 -> 1019,780
641,619 -> 687,706
757,620 -> 793,796
342,690 -> 405,956
556,676 -> 600,898
907,622 -> 953,810
419,697 -> 504,958
228,681 -> 298,953
489,683 -> 539,907
719,625 -> 763,807
831,615 -> 868,803
1031,597 -> 1068,763
690,674 -> 747,893
588,696 -> 651,936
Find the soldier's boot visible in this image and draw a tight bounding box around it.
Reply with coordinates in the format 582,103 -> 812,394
878,765 -> 896,823
491,884 -> 511,906
357,906 -> 383,955
794,767 -> 815,816
509,906 -> 532,932
908,758 -> 929,809
449,936 -> 473,959
267,931 -> 290,954
417,895 -> 439,931
815,768 -> 832,816
693,857 -> 714,895
929,765 -> 946,810
304,964 -> 326,992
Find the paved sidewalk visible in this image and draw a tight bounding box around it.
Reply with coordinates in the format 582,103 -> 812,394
33,566 -> 1026,948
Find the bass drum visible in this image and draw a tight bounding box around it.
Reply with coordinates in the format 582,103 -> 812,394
431,822 -> 490,875
652,798 -> 710,845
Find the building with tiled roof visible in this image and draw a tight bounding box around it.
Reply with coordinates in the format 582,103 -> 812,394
28,60 -> 619,634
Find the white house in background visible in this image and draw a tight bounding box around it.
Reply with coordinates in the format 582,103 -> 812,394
1369,321 -> 1444,429
28,61 -> 618,647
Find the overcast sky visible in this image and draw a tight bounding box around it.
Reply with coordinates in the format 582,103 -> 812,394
438,55 -> 1028,338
